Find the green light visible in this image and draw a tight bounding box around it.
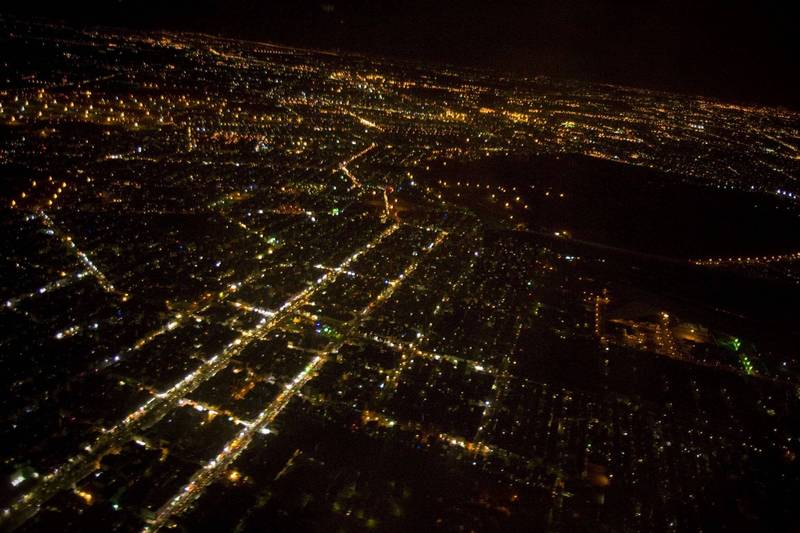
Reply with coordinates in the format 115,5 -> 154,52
719,336 -> 742,352
739,353 -> 754,376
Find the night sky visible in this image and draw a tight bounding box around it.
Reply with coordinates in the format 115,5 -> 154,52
3,0 -> 797,107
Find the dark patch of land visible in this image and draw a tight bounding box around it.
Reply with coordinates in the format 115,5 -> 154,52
425,154 -> 800,259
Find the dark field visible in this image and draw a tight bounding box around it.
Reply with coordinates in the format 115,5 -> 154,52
426,154 -> 800,259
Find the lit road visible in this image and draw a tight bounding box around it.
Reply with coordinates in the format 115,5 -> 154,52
143,229 -> 448,531
38,211 -> 125,299
347,111 -> 383,131
1,223 -> 400,531
691,250 -> 800,266
336,143 -> 377,188
4,269 -> 89,310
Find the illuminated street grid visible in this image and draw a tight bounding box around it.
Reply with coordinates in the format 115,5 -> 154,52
0,17 -> 799,533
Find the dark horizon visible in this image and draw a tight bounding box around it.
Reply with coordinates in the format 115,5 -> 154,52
2,0 -> 797,108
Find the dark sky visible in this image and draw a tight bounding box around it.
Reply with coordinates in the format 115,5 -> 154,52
3,0 -> 797,107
